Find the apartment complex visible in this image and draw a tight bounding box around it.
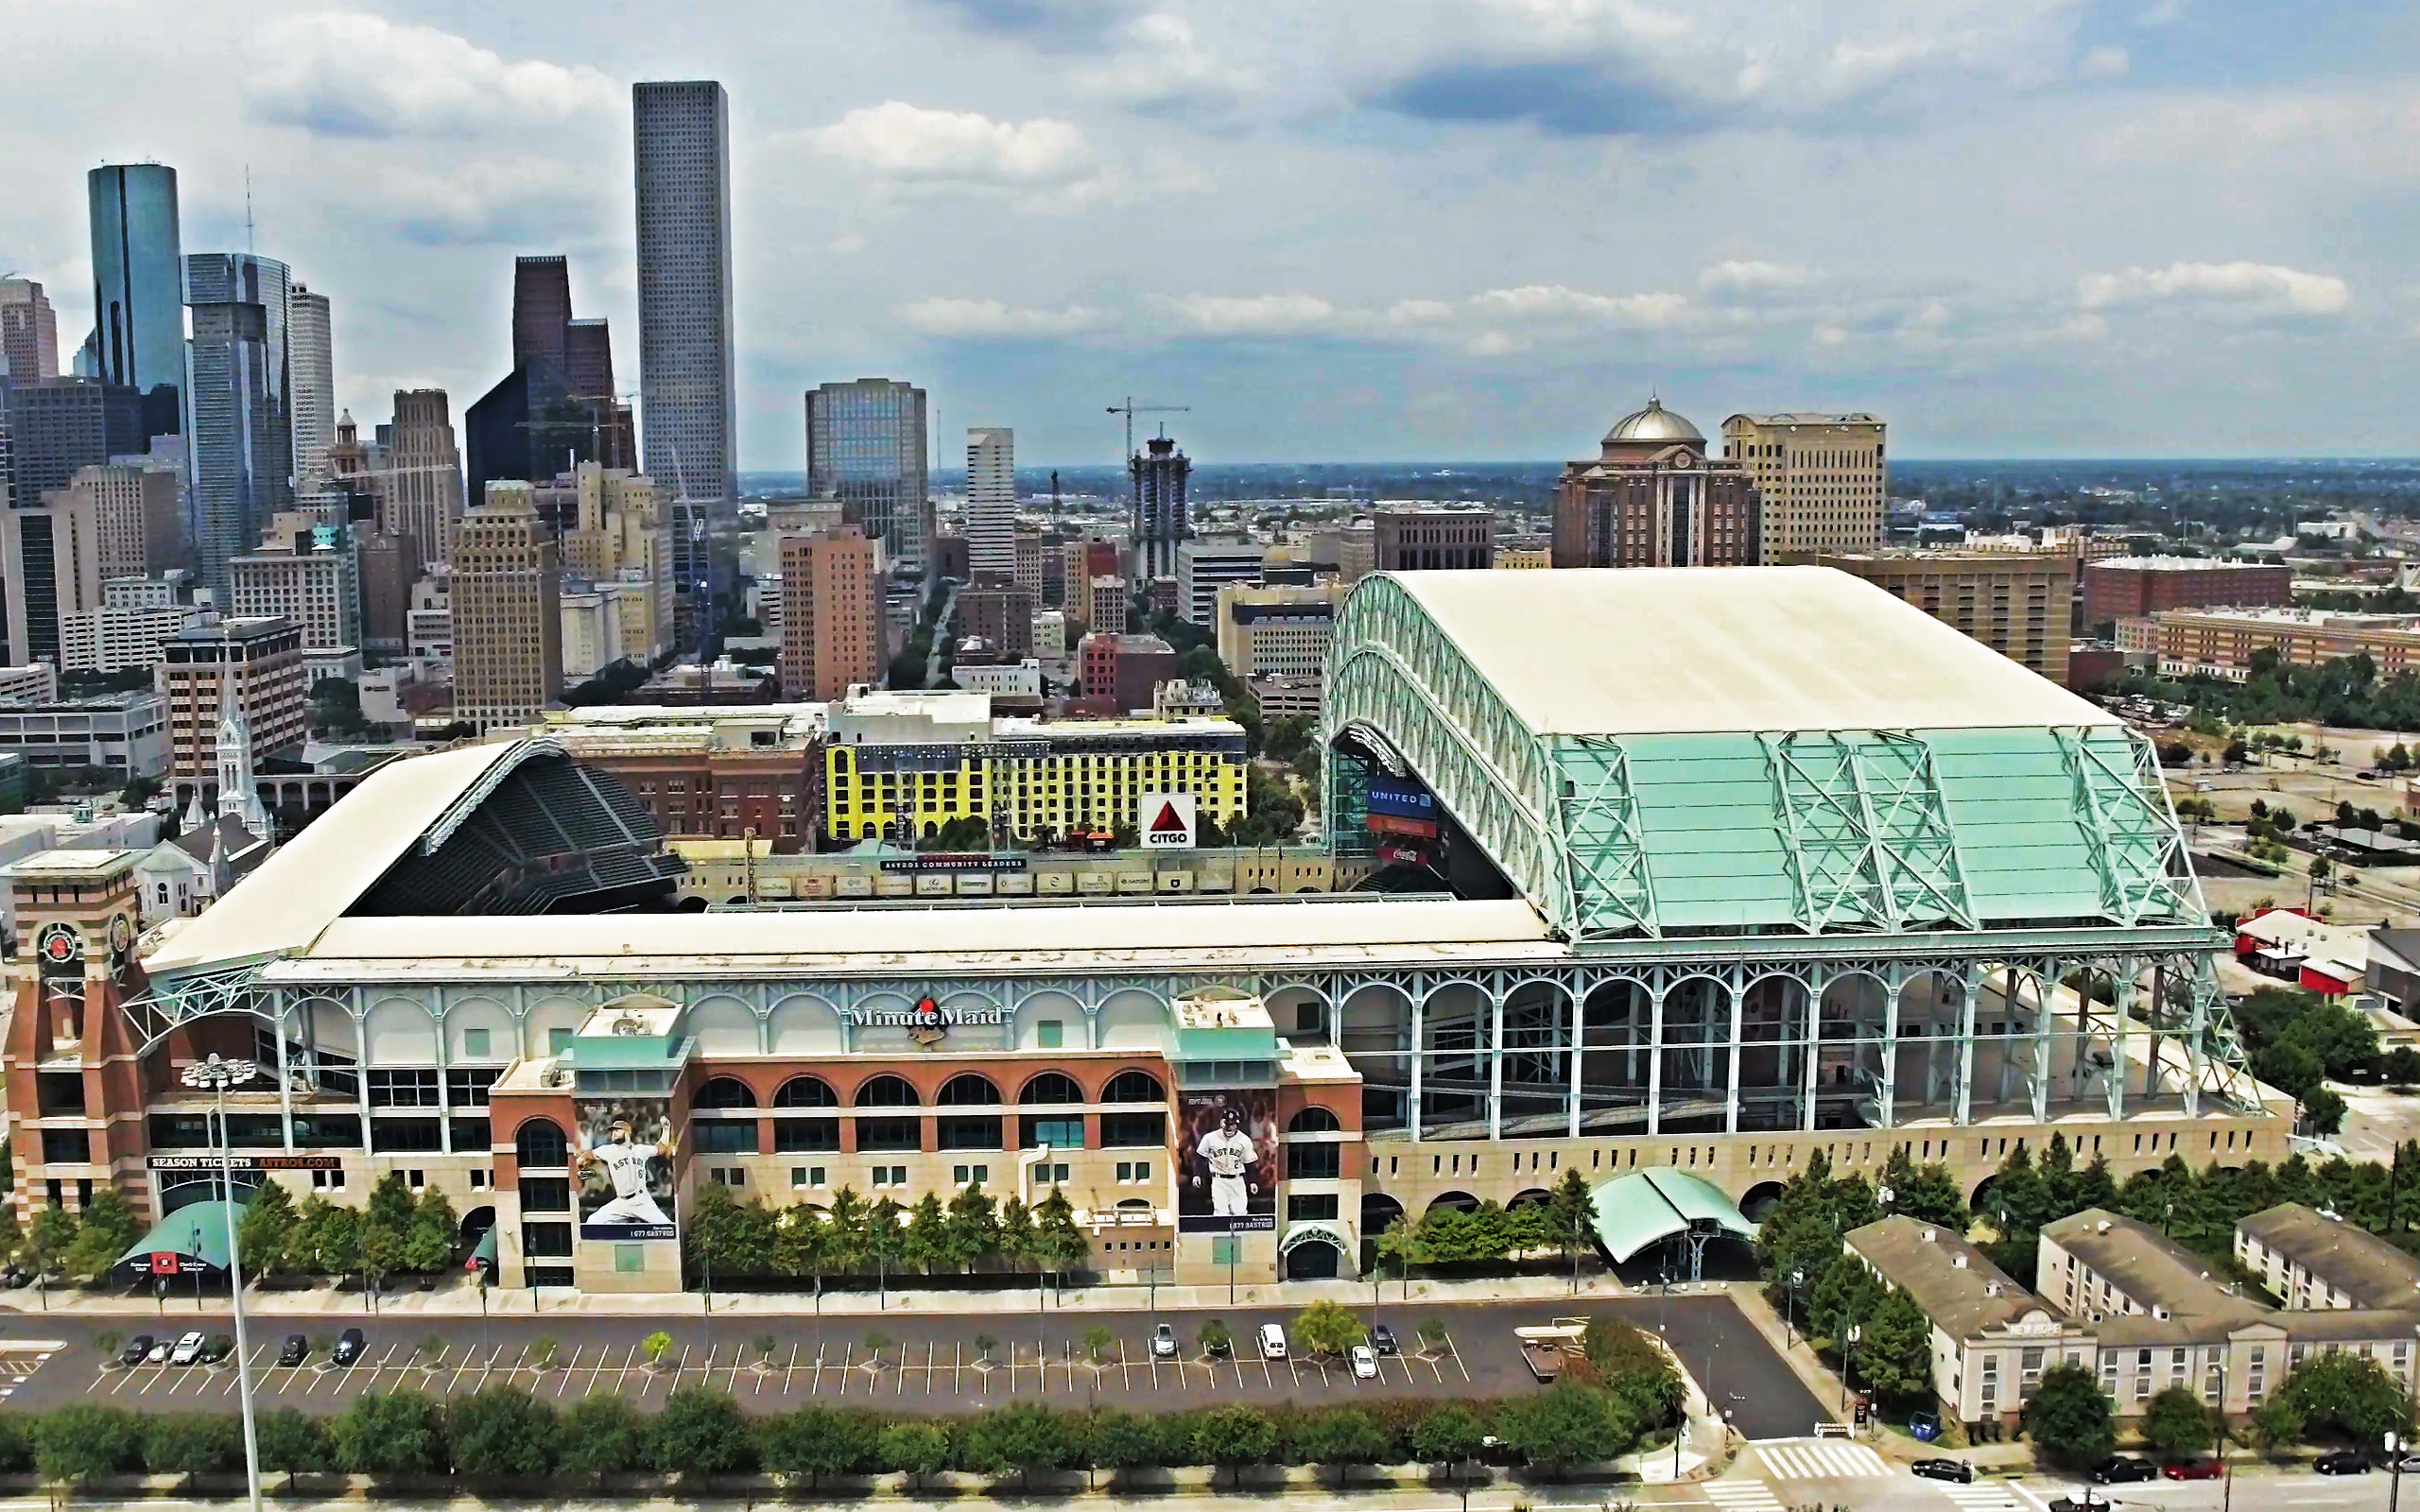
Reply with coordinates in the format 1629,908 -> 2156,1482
777,525 -> 882,701
821,689 -> 1246,845
2135,607 -> 2420,681
1373,505 -> 1494,571
1721,411 -> 1886,560
159,617 -> 307,814
1553,401 -> 1760,568
1822,552 -> 2074,685
451,485 -> 562,733
2082,557 -> 2293,627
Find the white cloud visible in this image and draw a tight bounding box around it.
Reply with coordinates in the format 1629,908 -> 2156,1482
1471,284 -> 1694,325
2079,260 -> 2352,316
250,12 -> 616,137
1811,324 -> 1851,347
1074,12 -> 1266,109
1699,259 -> 1820,292
1160,292 -> 1339,335
807,103 -> 1094,185
2076,46 -> 2129,80
899,298 -> 1104,336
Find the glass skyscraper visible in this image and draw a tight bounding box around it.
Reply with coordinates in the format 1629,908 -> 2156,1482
804,378 -> 927,575
87,163 -> 187,438
632,81 -> 735,507
184,252 -> 292,601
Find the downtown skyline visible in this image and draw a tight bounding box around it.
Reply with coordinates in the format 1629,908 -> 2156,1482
0,1 -> 2411,466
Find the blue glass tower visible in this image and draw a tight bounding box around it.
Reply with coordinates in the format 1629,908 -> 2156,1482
87,163 -> 187,438
183,253 -> 291,600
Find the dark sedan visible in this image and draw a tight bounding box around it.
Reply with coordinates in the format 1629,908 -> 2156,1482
2315,1450 -> 2374,1475
2089,1455 -> 2159,1484
1912,1458 -> 1975,1484
117,1334 -> 153,1367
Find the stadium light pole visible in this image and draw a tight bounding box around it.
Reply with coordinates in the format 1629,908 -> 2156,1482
184,1054 -> 263,1512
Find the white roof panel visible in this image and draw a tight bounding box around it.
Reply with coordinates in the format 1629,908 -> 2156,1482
1388,566 -> 2117,737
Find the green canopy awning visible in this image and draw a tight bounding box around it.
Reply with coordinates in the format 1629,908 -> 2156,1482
468,1227 -> 497,1267
118,1200 -> 245,1273
1588,1169 -> 1755,1263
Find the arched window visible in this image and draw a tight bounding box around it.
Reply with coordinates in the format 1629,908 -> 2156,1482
937,1074 -> 1001,1107
1288,1106 -> 1341,1135
773,1075 -> 839,1108
515,1118 -> 568,1168
854,1074 -> 921,1108
694,1076 -> 756,1109
1101,1070 -> 1165,1105
1019,1073 -> 1083,1106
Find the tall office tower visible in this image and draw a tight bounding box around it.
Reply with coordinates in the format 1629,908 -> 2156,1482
451,483 -> 562,732
53,463 -> 181,581
0,279 -> 60,382
804,378 -> 929,575
544,461 -> 673,663
86,164 -> 187,439
287,284 -> 335,487
1552,400 -> 1761,568
161,616 -> 308,813
379,388 -> 465,568
565,319 -> 614,399
1720,411 -> 1887,561
1131,432 -> 1191,582
511,255 -> 574,376
0,379 -> 145,503
356,528 -> 419,655
183,252 -> 293,601
778,525 -> 880,700
0,486 -> 100,664
965,426 -> 1014,582
632,80 -> 736,507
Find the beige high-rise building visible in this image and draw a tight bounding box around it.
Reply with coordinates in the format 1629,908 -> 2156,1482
1723,412 -> 1887,561
542,462 -> 673,663
779,525 -> 881,700
451,483 -> 562,733
52,463 -> 180,581
1214,580 -> 1348,686
1088,576 -> 1130,636
379,389 -> 467,569
1822,551 -> 2073,686
288,284 -> 336,487
231,512 -> 360,654
0,278 -> 60,384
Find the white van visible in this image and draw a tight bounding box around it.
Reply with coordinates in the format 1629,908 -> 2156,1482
1259,1323 -> 1288,1360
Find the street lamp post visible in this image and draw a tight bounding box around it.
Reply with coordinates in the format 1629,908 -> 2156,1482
184,1054 -> 263,1512
1786,1267 -> 1805,1349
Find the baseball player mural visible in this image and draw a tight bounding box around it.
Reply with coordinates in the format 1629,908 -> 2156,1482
575,1100 -> 679,1241
1177,1089 -> 1277,1232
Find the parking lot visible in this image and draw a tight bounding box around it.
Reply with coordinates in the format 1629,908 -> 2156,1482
10,1294 -> 1825,1438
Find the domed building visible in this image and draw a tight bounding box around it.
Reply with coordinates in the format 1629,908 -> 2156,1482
1551,397 -> 1764,568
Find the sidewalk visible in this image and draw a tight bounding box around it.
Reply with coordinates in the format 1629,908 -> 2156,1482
3,1269 -> 1647,1318
1714,1281 -> 1854,1434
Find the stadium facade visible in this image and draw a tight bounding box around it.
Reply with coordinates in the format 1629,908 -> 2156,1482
3,568 -> 2278,1293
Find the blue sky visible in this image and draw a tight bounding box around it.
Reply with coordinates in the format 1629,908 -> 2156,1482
2,0 -> 2413,464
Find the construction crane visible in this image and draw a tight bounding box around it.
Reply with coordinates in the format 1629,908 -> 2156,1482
1107,396 -> 1191,464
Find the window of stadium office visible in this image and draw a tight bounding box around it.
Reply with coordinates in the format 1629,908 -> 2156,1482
856,1116 -> 922,1153
773,1118 -> 840,1153
694,1120 -> 758,1155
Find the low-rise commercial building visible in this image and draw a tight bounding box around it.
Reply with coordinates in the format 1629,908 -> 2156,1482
1215,580 -> 1346,688
2137,607 -> 2420,682
670,838 -> 1364,906
2238,1203 -> 2420,1313
2083,558 -> 2293,628
1822,552 -> 2074,685
0,690 -> 168,777
535,704 -> 823,851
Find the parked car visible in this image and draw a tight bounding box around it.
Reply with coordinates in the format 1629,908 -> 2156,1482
197,1334 -> 233,1365
145,1340 -> 171,1366
1911,1459 -> 1975,1484
1350,1344 -> 1378,1380
168,1332 -> 206,1366
1204,1331 -> 1233,1360
1908,1410 -> 1943,1441
1371,1323 -> 1399,1356
2315,1450 -> 2373,1475
2163,1459 -> 2225,1481
278,1334 -> 309,1367
1258,1323 -> 1288,1360
119,1335 -> 154,1367
1151,1324 -> 1177,1360
2090,1456 -> 2159,1484
331,1328 -> 366,1366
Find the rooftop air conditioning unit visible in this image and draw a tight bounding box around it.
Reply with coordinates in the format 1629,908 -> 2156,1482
1954,1254 -> 1969,1269
1922,1228 -> 1937,1243
2096,1219 -> 2112,1233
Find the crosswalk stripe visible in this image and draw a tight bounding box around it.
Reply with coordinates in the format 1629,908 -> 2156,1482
1756,1441 -> 1892,1478
1703,1484 -> 1785,1512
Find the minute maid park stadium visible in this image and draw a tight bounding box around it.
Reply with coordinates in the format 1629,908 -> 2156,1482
2,567 -> 2280,1293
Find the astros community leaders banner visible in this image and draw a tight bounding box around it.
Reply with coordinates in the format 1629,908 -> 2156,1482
1176,1087 -> 1277,1232
576,1097 -> 679,1242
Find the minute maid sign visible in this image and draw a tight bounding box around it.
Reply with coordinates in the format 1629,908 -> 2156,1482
843,995 -> 1011,1046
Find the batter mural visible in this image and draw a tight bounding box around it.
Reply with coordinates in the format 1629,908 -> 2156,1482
1176,1088 -> 1277,1233
575,1098 -> 679,1242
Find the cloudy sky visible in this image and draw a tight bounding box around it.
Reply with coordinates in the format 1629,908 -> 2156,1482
2,0 -> 2413,464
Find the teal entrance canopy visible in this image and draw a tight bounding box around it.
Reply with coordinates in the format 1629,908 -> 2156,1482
118,1200 -> 245,1273
1588,1169 -> 1755,1263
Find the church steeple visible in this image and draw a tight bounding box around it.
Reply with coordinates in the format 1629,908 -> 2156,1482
214,679 -> 270,834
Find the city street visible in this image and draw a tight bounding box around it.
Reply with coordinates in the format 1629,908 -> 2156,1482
2,1294 -> 1829,1436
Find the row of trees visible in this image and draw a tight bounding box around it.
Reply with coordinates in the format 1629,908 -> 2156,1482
1374,1169 -> 1600,1275
14,1174 -> 468,1289
2107,648 -> 2420,732
2232,987 -> 2382,1134
9,1371 -> 1673,1492
2024,1350 -> 2417,1468
683,1181 -> 1090,1293
1751,1148 -> 1953,1405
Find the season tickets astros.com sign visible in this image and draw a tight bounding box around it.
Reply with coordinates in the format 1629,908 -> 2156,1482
1139,792 -> 1197,849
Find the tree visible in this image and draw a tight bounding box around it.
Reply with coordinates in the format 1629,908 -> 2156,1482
62,1183 -> 141,1281
1192,1405 -> 1278,1486
651,1386 -> 754,1478
1293,1300 -> 1366,1358
1085,1408 -> 1163,1486
969,1401 -> 1075,1489
143,1414 -> 237,1487
255,1407 -> 334,1491
2249,1393 -> 2307,1454
2278,1349 -> 2417,1445
948,1180 -> 1000,1268
1084,1324 -> 1115,1364
1412,1402 -> 1486,1492
864,1196 -> 908,1302
403,1186 -> 458,1274
24,1202 -> 78,1276
1879,1146 -> 1971,1232
240,1179 -> 299,1276
2020,1363 -> 2117,1469
879,1421 -> 953,1490
32,1403 -> 142,1489
311,1201 -> 367,1285
1495,1379 -> 1629,1474
1547,1167 -> 1599,1274
904,1193 -> 952,1275
761,1405 -> 874,1487
2304,1087 -> 2350,1138
642,1331 -> 674,1369
443,1385 -> 559,1480
2385,1047 -> 2420,1087
332,1391 -> 443,1476
362,1171 -> 418,1279
1292,1408 -> 1388,1477
1854,1286 -> 1932,1401
558,1398 -> 651,1486
1033,1185 -> 1089,1289
2141,1385 -> 2219,1460
1199,1319 -> 1233,1357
